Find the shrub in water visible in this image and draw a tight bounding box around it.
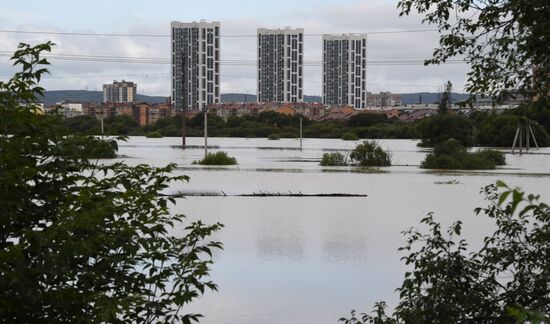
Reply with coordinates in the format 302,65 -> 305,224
281,132 -> 298,138
145,131 -> 163,138
194,151 -> 237,165
341,132 -> 359,141
267,133 -> 281,140
349,140 -> 391,167
320,152 -> 348,166
421,139 -> 505,170
476,149 -> 506,166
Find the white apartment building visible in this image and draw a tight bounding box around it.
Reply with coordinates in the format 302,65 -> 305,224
171,20 -> 220,111
257,27 -> 304,103
322,34 -> 367,109
102,80 -> 136,103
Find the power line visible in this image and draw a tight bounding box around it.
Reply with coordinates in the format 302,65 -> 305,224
0,28 -> 438,38
0,52 -> 465,66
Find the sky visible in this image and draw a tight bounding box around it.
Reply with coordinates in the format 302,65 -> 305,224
0,0 -> 470,97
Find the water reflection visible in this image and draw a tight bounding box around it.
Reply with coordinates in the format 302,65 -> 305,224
113,137 -> 550,324
256,205 -> 305,261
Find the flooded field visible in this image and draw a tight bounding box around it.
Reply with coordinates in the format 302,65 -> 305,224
115,137 -> 550,324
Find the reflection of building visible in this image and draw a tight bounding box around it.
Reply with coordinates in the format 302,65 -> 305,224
257,27 -> 304,103
171,20 -> 220,112
322,34 -> 368,109
103,80 -> 136,103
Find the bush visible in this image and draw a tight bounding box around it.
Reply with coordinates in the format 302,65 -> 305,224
1,43 -> 223,322
267,133 -> 281,140
349,140 -> 391,167
320,152 -> 348,166
421,139 -> 505,170
145,131 -> 163,138
417,114 -> 475,147
341,132 -> 359,141
60,136 -> 118,159
280,132 -> 298,138
477,149 -> 506,165
478,114 -> 550,147
194,151 -> 237,165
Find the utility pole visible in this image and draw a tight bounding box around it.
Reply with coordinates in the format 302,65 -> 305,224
299,115 -> 303,150
204,107 -> 208,157
181,111 -> 186,149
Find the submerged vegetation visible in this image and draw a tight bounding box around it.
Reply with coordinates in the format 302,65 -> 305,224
320,152 -> 348,166
194,151 -> 238,165
145,130 -> 163,138
421,139 -> 506,170
267,133 -> 281,140
350,140 -> 392,167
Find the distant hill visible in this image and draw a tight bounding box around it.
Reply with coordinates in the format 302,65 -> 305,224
38,90 -> 167,105
39,90 -> 469,106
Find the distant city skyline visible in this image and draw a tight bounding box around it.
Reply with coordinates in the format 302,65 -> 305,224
0,0 -> 470,96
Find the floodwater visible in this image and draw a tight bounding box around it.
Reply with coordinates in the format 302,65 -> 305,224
115,137 -> 550,324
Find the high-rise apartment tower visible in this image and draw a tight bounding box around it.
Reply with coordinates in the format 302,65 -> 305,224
103,80 -> 136,103
257,27 -> 304,103
322,34 -> 367,109
171,20 -> 220,111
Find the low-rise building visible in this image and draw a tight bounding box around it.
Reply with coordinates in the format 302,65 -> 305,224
367,92 -> 402,109
315,106 -> 358,121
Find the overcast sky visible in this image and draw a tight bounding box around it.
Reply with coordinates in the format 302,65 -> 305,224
0,0 -> 470,96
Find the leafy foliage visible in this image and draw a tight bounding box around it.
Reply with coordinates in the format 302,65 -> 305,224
349,141 -> 392,167
397,0 -> 550,101
341,182 -> 550,323
341,132 -> 359,141
320,152 -> 348,166
417,114 -> 475,146
438,81 -> 452,114
145,130 -> 163,138
0,43 -> 223,323
421,139 -> 505,169
193,151 -> 237,165
477,113 -> 550,147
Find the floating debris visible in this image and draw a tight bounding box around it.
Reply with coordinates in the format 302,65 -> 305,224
168,191 -> 368,197
434,179 -> 461,185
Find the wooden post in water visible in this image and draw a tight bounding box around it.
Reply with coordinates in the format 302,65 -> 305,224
519,126 -> 523,155
511,125 -> 520,154
512,120 -> 540,155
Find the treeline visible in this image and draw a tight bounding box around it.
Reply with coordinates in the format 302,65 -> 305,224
417,103 -> 550,147
61,111 -> 417,140
59,102 -> 550,147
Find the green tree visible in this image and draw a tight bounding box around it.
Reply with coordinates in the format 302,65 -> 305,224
0,43 -> 223,322
478,114 -> 550,147
346,113 -> 389,128
349,141 -> 392,167
417,114 -> 475,146
397,0 -> 550,101
438,81 -> 452,114
341,182 -> 550,323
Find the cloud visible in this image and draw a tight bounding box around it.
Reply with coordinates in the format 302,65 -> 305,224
0,0 -> 470,96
